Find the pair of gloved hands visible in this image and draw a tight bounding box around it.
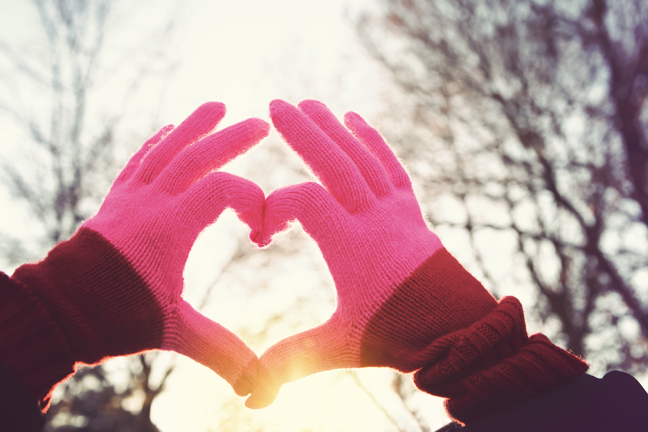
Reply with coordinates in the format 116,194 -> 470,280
11,99 -> 498,411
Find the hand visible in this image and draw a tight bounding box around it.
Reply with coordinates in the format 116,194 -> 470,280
12,102 -> 269,396
246,100 -> 498,408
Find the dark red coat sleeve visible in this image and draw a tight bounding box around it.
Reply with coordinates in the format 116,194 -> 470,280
0,272 -> 75,412
435,371 -> 648,432
0,360 -> 45,432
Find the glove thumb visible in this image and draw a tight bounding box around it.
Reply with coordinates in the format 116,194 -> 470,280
163,300 -> 258,396
245,313 -> 351,409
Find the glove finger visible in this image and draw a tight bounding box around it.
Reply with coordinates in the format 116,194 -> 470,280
179,171 -> 266,236
163,300 -> 258,396
136,102 -> 226,184
245,315 -> 352,409
298,100 -> 392,197
157,118 -> 270,195
114,125 -> 174,185
252,182 -> 348,248
344,112 -> 412,188
270,99 -> 375,213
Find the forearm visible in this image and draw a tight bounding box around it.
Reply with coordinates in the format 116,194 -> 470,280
450,371 -> 648,431
0,271 -> 75,410
362,246 -> 589,423
411,290 -> 588,423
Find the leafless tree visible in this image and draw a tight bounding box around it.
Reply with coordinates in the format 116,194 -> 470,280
0,1 -> 177,430
0,0 -> 113,255
357,0 -> 648,380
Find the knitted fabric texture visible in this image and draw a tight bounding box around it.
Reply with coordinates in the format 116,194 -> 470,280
9,102 -> 269,404
245,100 -> 588,423
413,296 -> 589,423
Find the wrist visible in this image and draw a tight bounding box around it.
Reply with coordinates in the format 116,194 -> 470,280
359,248 -> 499,370
11,228 -> 166,365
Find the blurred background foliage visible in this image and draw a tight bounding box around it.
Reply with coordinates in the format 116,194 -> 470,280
0,0 -> 646,431
358,0 -> 648,374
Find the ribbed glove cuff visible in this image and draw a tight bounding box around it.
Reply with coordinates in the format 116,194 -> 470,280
0,272 -> 75,410
414,296 -> 589,424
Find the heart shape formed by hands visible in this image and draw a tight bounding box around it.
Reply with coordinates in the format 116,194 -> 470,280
12,98 -> 489,408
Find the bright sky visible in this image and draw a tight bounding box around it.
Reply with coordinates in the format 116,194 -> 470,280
0,0 -> 451,431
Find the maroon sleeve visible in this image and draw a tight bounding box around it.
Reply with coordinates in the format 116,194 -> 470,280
413,295 -> 589,423
449,371 -> 648,431
0,271 -> 75,410
0,360 -> 46,431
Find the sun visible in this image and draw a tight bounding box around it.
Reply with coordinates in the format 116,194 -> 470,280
252,369 -> 397,431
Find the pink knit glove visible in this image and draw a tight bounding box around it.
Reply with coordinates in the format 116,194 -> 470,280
12,102 -> 269,399
245,100 -> 500,409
